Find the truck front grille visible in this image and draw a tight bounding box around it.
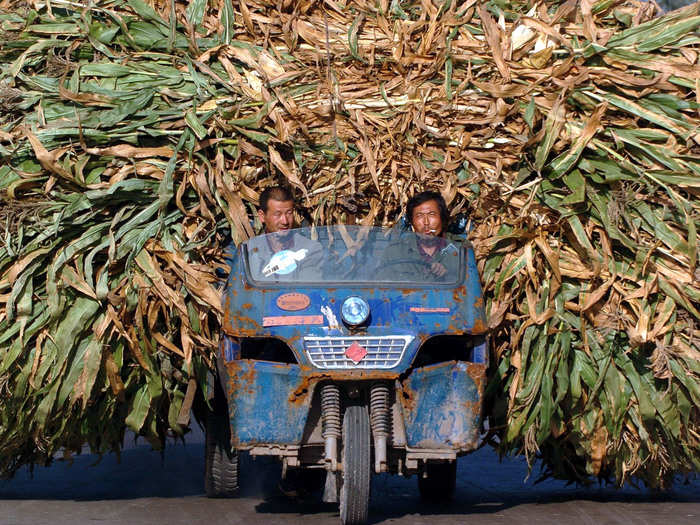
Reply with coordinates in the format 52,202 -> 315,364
304,335 -> 413,369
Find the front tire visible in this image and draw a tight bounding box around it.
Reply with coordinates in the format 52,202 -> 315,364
418,460 -> 456,503
339,405 -> 371,525
204,392 -> 239,498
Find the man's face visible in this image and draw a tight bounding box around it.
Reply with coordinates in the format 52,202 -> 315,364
411,199 -> 444,237
259,199 -> 295,234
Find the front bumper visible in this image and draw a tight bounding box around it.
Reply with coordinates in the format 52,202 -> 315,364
221,359 -> 486,452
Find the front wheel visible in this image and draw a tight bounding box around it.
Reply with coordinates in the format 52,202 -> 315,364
339,405 -> 371,525
204,393 -> 239,498
418,460 -> 456,503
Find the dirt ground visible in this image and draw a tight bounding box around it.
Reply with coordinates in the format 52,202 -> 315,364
2,426 -> 699,525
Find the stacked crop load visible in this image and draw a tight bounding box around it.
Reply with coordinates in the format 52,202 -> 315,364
0,0 -> 698,487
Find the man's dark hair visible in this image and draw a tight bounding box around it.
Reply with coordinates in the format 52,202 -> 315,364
259,185 -> 294,212
406,191 -> 449,228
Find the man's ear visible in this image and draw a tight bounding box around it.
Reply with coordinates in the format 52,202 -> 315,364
257,208 -> 265,225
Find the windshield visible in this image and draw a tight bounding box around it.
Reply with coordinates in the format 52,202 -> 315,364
243,226 -> 464,286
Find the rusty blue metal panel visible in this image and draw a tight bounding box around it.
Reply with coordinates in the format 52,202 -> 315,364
221,244 -> 487,372
400,361 -> 485,450
225,360 -> 312,447
221,337 -> 240,361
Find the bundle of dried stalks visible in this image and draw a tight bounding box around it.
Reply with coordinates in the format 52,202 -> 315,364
0,0 -> 698,486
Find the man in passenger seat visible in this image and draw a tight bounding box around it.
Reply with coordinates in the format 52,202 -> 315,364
247,186 -> 322,281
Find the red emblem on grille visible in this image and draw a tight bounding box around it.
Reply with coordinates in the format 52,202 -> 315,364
345,342 -> 368,364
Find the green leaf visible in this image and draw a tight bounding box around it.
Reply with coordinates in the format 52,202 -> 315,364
616,351 -> 655,422
524,96 -> 536,130
560,170 -> 586,205
127,0 -> 170,29
125,383 -> 152,433
27,23 -> 80,34
221,0 -> 235,45
535,100 -> 565,171
81,63 -> 135,78
444,56 -> 453,101
639,16 -> 700,52
185,109 -> 208,140
348,14 -> 363,61
185,0 -> 208,28
606,4 -> 699,49
590,91 -> 690,138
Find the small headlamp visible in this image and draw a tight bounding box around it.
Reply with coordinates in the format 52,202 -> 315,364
341,296 -> 370,326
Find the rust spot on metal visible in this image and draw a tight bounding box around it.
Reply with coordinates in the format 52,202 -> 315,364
223,296 -> 234,328
324,369 -> 398,381
471,318 -> 487,335
400,382 -> 417,412
473,296 -> 484,308
225,360 -> 258,396
240,362 -> 258,385
462,399 -> 481,419
236,314 -> 262,328
241,302 -> 252,310
466,363 -> 487,394
288,369 -> 400,405
235,327 -> 259,337
288,373 -> 320,405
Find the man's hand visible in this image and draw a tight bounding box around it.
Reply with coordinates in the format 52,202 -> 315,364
430,262 -> 447,277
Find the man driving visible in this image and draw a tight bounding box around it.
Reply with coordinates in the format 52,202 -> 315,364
380,191 -> 460,281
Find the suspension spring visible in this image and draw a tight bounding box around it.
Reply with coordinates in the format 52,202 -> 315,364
370,382 -> 391,473
370,382 -> 391,437
320,383 -> 341,472
320,383 -> 341,439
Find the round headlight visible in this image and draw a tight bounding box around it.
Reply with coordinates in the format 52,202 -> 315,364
341,296 -> 370,326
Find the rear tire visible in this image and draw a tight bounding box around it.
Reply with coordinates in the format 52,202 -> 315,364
339,405 -> 371,525
204,391 -> 239,498
418,460 -> 456,503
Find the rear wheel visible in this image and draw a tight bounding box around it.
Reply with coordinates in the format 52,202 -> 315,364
418,460 -> 456,503
204,391 -> 239,498
339,405 -> 371,525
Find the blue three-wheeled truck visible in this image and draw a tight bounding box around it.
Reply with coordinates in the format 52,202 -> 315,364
206,225 -> 488,525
